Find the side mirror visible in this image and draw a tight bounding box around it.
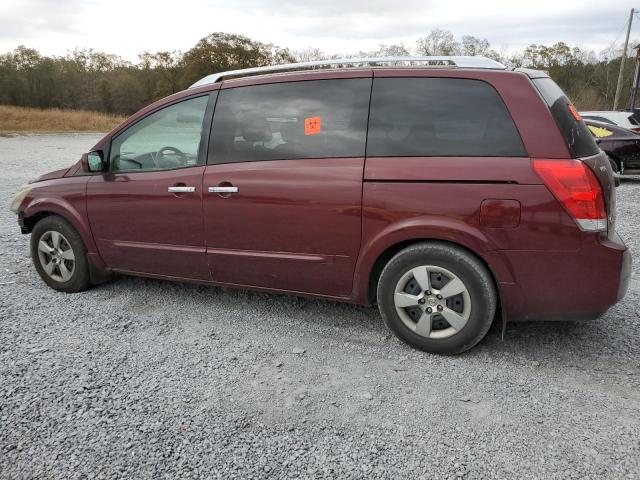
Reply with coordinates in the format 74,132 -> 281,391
83,151 -> 105,173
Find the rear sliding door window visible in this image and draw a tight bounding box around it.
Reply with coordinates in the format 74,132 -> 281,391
367,78 -> 526,157
209,78 -> 371,163
532,78 -> 599,158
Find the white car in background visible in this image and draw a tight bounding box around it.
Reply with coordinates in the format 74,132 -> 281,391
580,110 -> 640,132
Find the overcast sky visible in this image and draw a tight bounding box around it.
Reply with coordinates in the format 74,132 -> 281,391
1,0 -> 638,61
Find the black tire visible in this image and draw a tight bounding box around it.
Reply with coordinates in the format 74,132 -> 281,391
377,242 -> 497,355
609,156 -> 623,175
30,215 -> 91,293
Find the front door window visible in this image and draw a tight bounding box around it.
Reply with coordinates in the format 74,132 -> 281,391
110,95 -> 209,172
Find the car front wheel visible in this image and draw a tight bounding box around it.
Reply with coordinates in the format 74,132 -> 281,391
30,215 -> 91,293
377,242 -> 497,354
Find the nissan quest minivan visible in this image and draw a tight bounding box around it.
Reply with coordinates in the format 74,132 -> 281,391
10,56 -> 632,354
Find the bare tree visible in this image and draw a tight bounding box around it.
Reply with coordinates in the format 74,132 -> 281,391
416,29 -> 460,56
461,36 -> 490,56
371,43 -> 411,57
293,48 -> 340,62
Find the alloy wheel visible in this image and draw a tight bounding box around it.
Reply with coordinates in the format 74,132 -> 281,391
393,265 -> 471,339
37,230 -> 76,283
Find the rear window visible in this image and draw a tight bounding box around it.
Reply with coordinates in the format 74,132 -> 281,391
532,78 -> 599,158
367,78 -> 526,157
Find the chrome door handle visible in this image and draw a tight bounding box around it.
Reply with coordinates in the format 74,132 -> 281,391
168,186 -> 195,193
208,186 -> 238,193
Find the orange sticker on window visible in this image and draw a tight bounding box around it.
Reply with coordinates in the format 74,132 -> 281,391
568,104 -> 582,121
304,116 -> 321,135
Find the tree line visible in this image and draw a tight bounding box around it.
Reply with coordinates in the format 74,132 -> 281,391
0,30 -> 637,115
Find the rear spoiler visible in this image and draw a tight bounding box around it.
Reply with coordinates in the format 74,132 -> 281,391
514,68 -> 549,79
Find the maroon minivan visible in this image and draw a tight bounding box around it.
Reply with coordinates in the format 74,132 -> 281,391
10,57 -> 632,354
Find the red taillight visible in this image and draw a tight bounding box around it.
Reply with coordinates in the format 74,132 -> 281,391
532,159 -> 607,232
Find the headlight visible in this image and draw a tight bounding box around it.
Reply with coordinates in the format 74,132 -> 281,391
9,185 -> 32,214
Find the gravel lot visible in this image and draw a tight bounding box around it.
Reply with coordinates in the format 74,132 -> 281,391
1,134 -> 639,479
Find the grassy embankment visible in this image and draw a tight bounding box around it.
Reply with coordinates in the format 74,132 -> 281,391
0,105 -> 125,134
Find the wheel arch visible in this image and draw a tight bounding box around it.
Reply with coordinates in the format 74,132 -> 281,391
21,210 -> 53,232
23,201 -> 110,284
363,238 -> 502,307
352,218 -> 506,306
22,198 -> 98,254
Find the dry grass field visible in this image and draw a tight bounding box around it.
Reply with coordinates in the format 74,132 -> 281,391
0,105 -> 124,134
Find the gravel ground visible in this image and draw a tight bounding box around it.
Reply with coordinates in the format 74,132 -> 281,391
1,134 -> 639,479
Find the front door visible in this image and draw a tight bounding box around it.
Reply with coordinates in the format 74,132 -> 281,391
87,94 -> 214,280
203,76 -> 372,297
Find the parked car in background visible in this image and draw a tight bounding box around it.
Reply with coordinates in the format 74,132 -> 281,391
9,57 -> 631,354
580,110 -> 640,133
584,118 -> 640,174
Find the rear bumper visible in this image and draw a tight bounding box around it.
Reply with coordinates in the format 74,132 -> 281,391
498,232 -> 631,322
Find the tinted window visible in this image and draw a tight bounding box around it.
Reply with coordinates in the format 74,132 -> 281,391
209,79 -> 371,163
110,95 -> 209,172
532,78 -> 599,158
367,78 -> 526,157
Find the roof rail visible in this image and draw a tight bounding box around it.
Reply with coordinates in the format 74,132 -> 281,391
189,56 -> 507,88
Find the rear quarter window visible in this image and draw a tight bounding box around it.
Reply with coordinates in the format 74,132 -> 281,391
367,77 -> 527,157
532,78 -> 599,158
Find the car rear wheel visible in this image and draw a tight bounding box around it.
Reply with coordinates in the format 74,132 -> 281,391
30,215 -> 91,293
377,242 -> 497,354
609,156 -> 624,175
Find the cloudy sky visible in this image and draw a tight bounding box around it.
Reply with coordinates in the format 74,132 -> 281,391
0,0 -> 638,60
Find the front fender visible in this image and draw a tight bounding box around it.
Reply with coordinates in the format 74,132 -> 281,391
22,180 -> 97,254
